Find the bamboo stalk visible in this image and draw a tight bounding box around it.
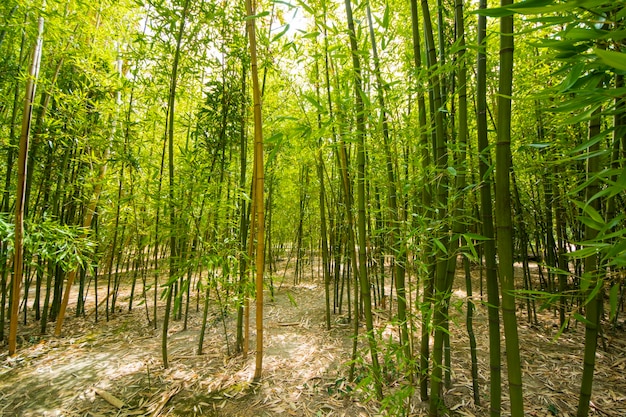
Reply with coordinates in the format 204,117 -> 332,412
10,12 -> 44,356
245,0 -> 265,380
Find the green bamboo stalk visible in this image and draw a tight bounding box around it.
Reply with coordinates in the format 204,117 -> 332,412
409,0 -> 435,400
344,0 -> 383,400
313,56 -> 332,331
365,0 -> 411,380
495,1 -> 524,414
577,107 -> 603,417
419,0 -> 450,413
476,0 -> 501,412
464,254 -> 480,404
441,0 -> 469,392
162,0 -> 190,369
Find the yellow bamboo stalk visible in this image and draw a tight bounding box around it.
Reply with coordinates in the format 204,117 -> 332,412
9,13 -> 44,356
245,0 -> 265,380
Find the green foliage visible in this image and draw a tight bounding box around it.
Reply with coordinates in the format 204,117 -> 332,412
0,214 -> 95,272
380,383 -> 413,416
285,290 -> 298,307
595,48 -> 626,71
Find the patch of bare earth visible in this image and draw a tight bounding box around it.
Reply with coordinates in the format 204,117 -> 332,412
1,262 -> 625,416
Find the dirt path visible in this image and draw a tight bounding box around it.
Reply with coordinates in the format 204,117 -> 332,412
1,266 -> 626,416
0,281 -> 372,417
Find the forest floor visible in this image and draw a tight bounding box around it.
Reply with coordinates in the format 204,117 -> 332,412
1,260 -> 626,417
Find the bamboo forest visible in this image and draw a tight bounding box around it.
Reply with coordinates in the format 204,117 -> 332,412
1,0 -> 625,415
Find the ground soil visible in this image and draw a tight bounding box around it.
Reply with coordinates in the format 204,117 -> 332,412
1,261 -> 625,416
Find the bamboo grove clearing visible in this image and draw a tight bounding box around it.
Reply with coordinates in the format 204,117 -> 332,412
1,0 -> 625,416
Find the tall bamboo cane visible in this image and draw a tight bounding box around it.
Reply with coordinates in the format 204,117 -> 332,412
245,0 -> 266,380
495,1 -> 525,414
10,12 -> 44,355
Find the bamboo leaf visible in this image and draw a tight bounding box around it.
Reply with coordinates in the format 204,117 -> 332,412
303,94 -> 325,115
244,11 -> 270,20
594,48 -> 626,71
460,235 -> 478,260
286,290 -> 298,307
296,0 -> 314,15
302,31 -> 320,39
567,246 -> 598,259
585,278 -> 603,306
532,38 -> 579,52
382,4 -> 390,30
573,312 -> 592,326
473,6 -> 515,16
562,105 -> 601,125
271,24 -> 290,42
359,89 -> 372,109
551,318 -> 569,343
433,237 -> 448,254
599,215 -> 625,236
569,128 -> 605,153
474,0 -> 554,16
163,270 -> 183,287
572,200 -> 605,226
565,27 -> 602,41
463,232 -> 491,241
526,15 -> 572,25
605,238 -> 626,260
604,29 -> 626,42
609,254 -> 626,268
273,0 -> 295,7
578,215 -> 604,231
266,132 -> 285,166
560,62 -> 585,92
511,0 -> 562,11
